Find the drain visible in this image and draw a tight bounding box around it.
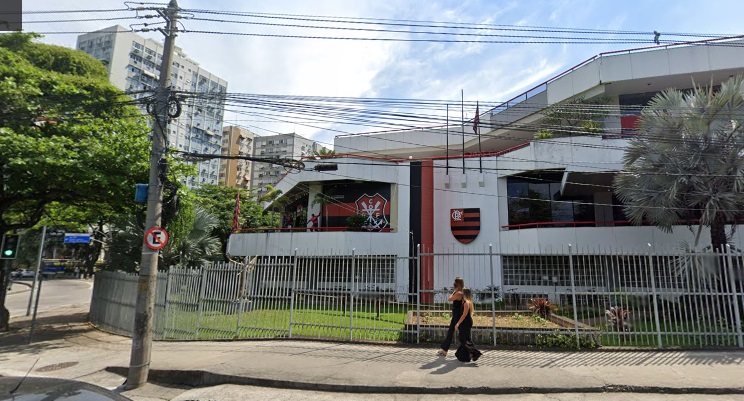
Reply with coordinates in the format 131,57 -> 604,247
36,361 -> 79,372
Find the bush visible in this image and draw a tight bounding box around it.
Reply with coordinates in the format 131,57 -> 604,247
528,298 -> 558,318
346,214 -> 367,231
535,332 -> 599,349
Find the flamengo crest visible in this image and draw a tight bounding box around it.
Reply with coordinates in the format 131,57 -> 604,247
356,193 -> 389,231
450,208 -> 480,244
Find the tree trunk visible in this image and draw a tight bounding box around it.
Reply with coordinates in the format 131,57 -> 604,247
710,215 -> 727,252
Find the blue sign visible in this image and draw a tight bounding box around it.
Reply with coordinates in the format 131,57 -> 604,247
64,233 -> 91,244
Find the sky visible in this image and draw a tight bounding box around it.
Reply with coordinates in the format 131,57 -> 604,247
22,0 -> 744,149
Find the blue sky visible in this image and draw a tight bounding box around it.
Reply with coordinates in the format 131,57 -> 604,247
24,0 -> 744,148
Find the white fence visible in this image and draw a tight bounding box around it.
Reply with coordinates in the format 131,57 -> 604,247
90,245 -> 744,348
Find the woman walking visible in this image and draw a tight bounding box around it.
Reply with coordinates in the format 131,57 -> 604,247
454,288 -> 482,362
437,277 -> 464,356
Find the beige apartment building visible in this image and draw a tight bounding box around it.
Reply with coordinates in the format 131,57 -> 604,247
219,126 -> 255,189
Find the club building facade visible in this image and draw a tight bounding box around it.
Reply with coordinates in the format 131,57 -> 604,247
227,40 -> 744,298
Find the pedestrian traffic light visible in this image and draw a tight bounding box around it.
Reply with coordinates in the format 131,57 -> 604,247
0,234 -> 20,259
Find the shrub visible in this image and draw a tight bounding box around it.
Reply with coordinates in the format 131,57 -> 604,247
605,306 -> 631,332
528,298 -> 558,318
535,332 -> 599,349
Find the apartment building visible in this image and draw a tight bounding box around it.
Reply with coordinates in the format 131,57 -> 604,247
251,133 -> 328,197
219,126 -> 255,189
76,26 -> 228,187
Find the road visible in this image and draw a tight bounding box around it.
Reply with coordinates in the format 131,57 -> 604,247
5,278 -> 92,317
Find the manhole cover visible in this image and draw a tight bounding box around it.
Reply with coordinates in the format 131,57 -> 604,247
36,361 -> 79,372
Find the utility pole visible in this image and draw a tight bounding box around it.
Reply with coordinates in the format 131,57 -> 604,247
127,0 -> 179,390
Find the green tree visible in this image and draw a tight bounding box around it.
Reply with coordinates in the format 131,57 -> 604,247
193,184 -> 278,253
539,96 -> 611,137
0,33 -> 151,330
614,76 -> 744,251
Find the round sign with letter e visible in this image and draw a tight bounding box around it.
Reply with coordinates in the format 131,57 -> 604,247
144,227 -> 169,251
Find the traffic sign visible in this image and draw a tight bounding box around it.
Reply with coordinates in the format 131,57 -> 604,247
64,233 -> 91,244
144,227 -> 169,251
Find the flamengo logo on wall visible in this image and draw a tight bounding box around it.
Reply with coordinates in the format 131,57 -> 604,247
355,193 -> 389,231
451,208 -> 480,244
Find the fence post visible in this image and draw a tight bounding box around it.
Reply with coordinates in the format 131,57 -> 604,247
349,249 -> 356,341
489,244 -> 497,346
163,267 -> 173,339
236,260 -> 248,338
288,249 -> 299,338
567,244 -> 580,349
416,244 -> 421,344
725,245 -> 743,348
195,265 -> 208,340
647,243 -> 663,348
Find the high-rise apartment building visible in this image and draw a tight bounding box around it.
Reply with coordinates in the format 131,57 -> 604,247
252,133 -> 328,197
76,26 -> 227,187
220,126 -> 255,189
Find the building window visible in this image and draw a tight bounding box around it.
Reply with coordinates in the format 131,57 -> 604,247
506,171 -> 594,227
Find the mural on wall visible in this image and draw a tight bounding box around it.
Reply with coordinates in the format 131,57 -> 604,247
450,208 -> 480,244
319,181 -> 392,230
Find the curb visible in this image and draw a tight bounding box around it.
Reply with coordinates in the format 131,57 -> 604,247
104,367 -> 744,395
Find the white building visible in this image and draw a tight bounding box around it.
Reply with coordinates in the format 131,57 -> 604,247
76,26 -> 228,187
251,133 -> 328,197
228,39 -> 744,297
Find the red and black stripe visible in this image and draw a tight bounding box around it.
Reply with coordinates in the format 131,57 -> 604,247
451,208 -> 480,244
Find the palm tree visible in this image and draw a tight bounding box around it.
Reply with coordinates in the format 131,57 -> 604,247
161,207 -> 221,267
106,207 -> 221,271
614,75 -> 744,251
312,148 -> 336,158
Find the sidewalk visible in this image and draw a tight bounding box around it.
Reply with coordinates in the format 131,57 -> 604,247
1,307 -> 744,397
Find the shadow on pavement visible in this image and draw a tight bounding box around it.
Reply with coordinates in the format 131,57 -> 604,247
0,312 -> 92,358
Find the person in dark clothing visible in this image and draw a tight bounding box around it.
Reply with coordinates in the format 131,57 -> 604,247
454,287 -> 482,362
437,277 -> 464,356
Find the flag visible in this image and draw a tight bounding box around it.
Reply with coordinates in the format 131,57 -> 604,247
232,190 -> 241,233
473,102 -> 480,135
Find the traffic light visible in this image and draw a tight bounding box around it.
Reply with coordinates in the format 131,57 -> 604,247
1,234 -> 20,259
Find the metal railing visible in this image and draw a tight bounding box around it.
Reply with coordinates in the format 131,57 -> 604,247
89,245 -> 743,348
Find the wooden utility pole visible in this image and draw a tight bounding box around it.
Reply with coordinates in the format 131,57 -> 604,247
126,0 -> 179,389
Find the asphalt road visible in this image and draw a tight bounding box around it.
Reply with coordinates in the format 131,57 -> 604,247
5,278 -> 92,317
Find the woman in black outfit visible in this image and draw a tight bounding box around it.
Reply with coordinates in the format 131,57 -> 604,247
454,288 -> 482,362
437,277 -> 464,356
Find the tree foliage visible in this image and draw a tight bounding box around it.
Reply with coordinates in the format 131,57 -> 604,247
0,33 -> 150,235
0,33 -> 152,329
539,96 -> 611,137
614,76 -> 744,250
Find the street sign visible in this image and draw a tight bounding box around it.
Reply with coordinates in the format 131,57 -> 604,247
144,227 -> 169,251
64,233 -> 91,244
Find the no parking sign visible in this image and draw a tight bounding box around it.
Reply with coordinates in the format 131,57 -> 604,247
144,227 -> 169,251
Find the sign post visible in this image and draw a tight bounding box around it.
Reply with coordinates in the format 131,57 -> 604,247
64,233 -> 91,244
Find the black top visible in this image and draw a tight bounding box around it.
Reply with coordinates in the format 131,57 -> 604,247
451,299 -> 464,320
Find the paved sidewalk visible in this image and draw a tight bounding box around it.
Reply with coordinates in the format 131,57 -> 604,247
1,307 -> 744,398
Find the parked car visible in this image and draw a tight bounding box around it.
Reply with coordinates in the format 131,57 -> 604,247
10,269 -> 35,280
0,376 -> 131,400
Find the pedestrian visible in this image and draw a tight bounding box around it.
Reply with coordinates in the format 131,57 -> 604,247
307,213 -> 320,231
454,288 -> 482,362
74,266 -> 80,279
437,276 -> 464,356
